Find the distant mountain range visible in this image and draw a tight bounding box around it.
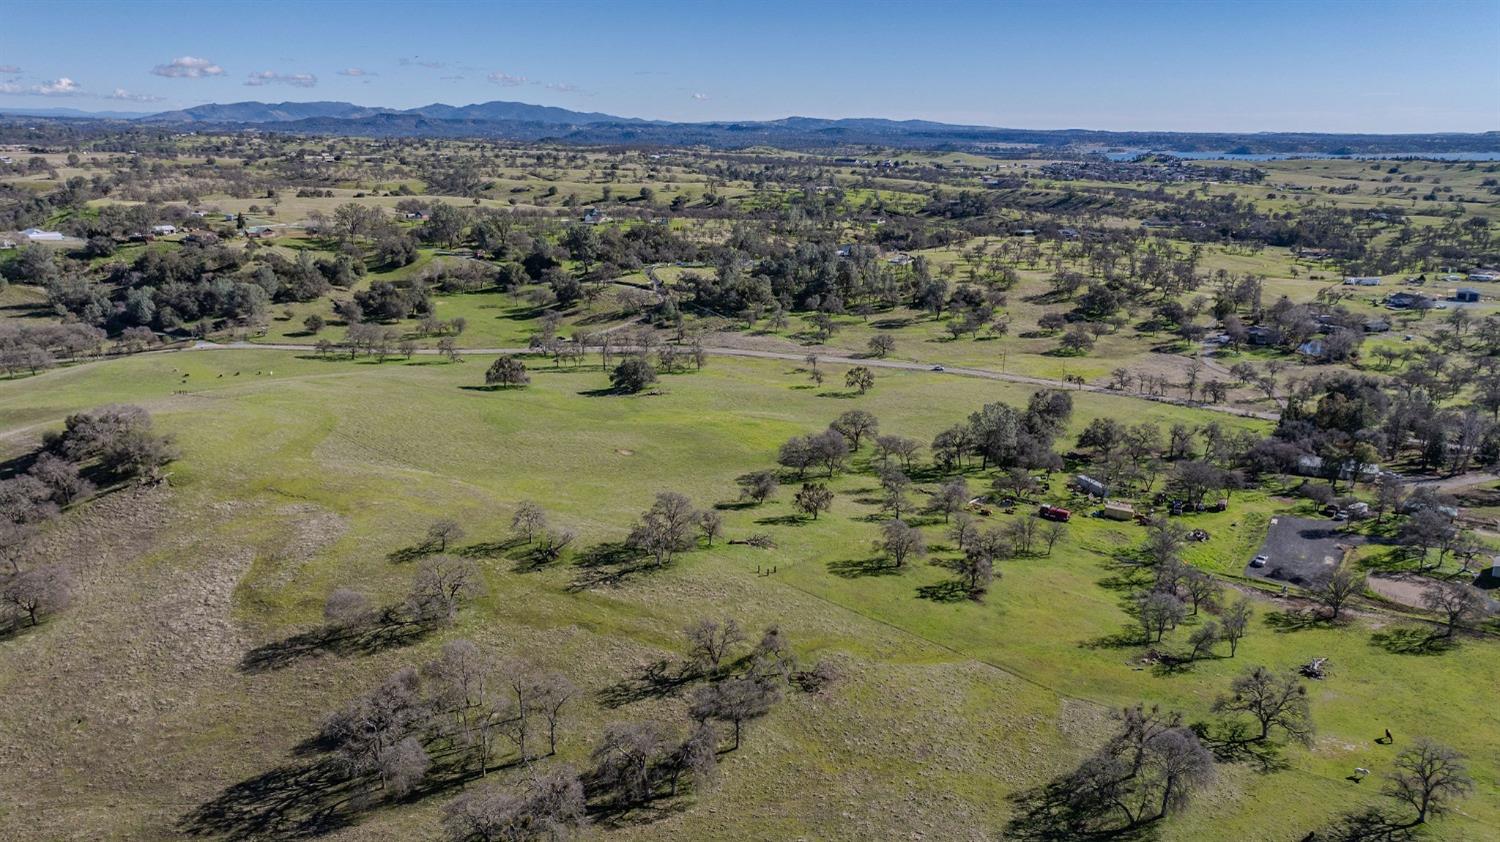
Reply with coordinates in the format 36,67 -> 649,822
1,99 -> 1496,154
138,99 -> 639,126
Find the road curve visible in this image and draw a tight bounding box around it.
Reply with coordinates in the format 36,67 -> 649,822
189,341 -> 1280,422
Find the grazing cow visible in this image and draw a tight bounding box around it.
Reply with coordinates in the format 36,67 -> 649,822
1352,767 -> 1369,782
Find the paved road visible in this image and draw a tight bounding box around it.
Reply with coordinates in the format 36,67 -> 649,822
190,341 -> 1281,422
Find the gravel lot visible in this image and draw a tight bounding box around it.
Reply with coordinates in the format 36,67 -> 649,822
1244,515 -> 1365,589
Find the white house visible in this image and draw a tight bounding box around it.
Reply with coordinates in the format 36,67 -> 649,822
151,224 -> 177,235
581,208 -> 609,225
21,228 -> 63,241
1343,276 -> 1381,286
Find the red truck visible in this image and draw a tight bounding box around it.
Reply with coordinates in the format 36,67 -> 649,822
1038,505 -> 1072,522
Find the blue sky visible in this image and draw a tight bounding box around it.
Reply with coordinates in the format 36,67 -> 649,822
2,0 -> 1496,132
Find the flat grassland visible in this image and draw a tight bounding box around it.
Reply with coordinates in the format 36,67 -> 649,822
0,349 -> 1493,840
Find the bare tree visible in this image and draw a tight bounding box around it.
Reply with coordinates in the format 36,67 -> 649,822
1317,566 -> 1365,621
930,477 -> 970,522
0,564 -> 72,627
1212,666 -> 1313,744
1383,739 -> 1474,824
878,519 -> 926,568
427,518 -> 465,553
830,410 -> 879,450
1187,621 -> 1220,661
627,491 -> 700,567
688,676 -> 779,750
324,587 -> 373,628
1042,520 -> 1068,555
793,483 -> 833,520
1138,591 -> 1186,643
684,617 -> 746,675
511,501 -> 548,544
737,470 -> 778,505
1421,584 -> 1484,638
407,555 -> 484,622
697,510 -> 723,546
442,765 -> 587,841
1221,598 -> 1251,657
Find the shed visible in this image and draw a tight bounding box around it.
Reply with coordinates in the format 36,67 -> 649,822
1074,474 -> 1108,497
1455,288 -> 1481,303
1102,501 -> 1134,521
1343,276 -> 1381,286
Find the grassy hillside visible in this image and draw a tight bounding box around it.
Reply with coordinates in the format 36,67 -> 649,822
0,350 -> 1493,840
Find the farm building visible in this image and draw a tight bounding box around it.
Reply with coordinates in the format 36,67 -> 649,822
1455,288 -> 1481,303
581,208 -> 609,225
1343,276 -> 1381,286
1102,501 -> 1134,521
1247,325 -> 1280,346
151,224 -> 177,235
21,228 -> 63,241
1386,291 -> 1433,310
1467,270 -> 1500,282
1074,474 -> 1108,497
1363,318 -> 1391,333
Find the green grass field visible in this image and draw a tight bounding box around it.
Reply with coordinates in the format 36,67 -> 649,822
0,349 -> 1493,840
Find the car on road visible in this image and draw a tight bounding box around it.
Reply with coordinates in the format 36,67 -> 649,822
1251,554 -> 1269,568
931,365 -> 944,372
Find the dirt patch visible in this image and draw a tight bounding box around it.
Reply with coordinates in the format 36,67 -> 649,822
254,503 -> 351,590
616,448 -> 635,456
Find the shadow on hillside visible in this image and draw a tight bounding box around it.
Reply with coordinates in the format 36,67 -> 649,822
1190,721 -> 1291,773
568,541 -> 655,590
1310,807 -> 1419,842
238,613 -> 434,674
916,580 -> 970,603
1003,775 -> 1161,841
1264,609 -> 1331,633
1369,626 -> 1457,655
179,736 -> 483,840
596,658 -> 701,709
826,556 -> 899,578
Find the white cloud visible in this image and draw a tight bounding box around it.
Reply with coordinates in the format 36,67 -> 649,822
151,56 -> 225,78
37,77 -> 80,95
399,57 -> 446,69
440,75 -> 466,80
245,71 -> 317,88
0,65 -> 20,75
338,68 -> 372,77
545,82 -> 580,93
487,72 -> 527,87
110,88 -> 164,103
1,78 -> 83,96
691,92 -> 709,101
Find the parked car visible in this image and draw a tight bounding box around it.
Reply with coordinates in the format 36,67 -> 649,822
1251,554 -> 1269,568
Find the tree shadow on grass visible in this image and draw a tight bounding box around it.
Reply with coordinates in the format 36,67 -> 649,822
452,537 -> 525,560
1079,627 -> 1147,650
238,614 -> 434,674
1264,609 -> 1331,634
754,514 -> 806,527
916,579 -> 971,603
177,756 -> 358,840
1190,721 -> 1290,773
1003,777 -> 1160,842
826,557 -> 899,578
568,541 -> 656,590
1369,627 -> 1457,655
180,741 -> 480,840
1310,807 -> 1419,842
386,542 -> 436,564
596,658 -> 702,709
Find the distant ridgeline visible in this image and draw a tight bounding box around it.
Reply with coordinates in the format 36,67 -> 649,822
0,99 -> 1495,154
